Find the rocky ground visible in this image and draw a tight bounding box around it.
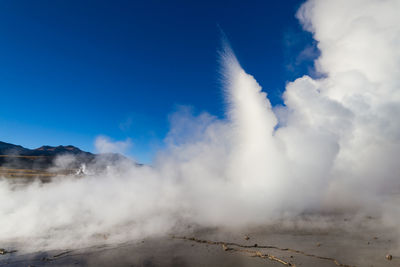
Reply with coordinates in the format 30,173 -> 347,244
0,216 -> 398,267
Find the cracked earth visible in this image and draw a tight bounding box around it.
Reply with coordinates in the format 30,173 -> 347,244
0,217 -> 399,266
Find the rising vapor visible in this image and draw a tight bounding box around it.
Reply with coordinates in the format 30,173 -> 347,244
1,0 -> 400,251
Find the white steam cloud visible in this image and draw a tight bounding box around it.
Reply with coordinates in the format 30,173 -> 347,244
1,0 -> 400,251
95,136 -> 132,154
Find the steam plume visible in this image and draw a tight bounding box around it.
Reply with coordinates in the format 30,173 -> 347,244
1,0 -> 400,251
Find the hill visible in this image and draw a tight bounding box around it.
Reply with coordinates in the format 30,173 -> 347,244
0,141 -> 95,170
0,141 -> 93,157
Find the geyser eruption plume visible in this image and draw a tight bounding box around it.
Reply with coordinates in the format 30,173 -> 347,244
222,41 -> 281,201
1,0 -> 400,251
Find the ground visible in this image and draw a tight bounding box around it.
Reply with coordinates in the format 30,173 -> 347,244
0,216 -> 398,267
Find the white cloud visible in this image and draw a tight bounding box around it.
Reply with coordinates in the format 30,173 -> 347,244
94,136 -> 132,154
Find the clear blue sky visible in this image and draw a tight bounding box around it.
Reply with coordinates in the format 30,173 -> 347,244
0,0 -> 317,163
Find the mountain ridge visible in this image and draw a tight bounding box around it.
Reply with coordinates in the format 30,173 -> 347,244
0,141 -> 135,172
0,141 -> 93,157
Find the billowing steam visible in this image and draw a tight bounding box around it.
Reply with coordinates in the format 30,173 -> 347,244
1,0 -> 400,251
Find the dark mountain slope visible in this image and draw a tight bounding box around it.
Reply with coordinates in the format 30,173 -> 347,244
0,141 -> 31,155
0,141 -> 95,170
0,141 -> 136,175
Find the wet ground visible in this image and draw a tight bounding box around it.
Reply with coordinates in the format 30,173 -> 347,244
0,216 -> 399,267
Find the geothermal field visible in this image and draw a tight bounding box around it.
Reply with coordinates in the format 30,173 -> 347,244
1,0 -> 400,266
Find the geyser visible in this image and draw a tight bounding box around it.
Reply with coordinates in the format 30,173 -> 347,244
0,0 -> 400,252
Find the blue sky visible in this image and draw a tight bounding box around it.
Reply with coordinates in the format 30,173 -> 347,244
0,0 -> 317,163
